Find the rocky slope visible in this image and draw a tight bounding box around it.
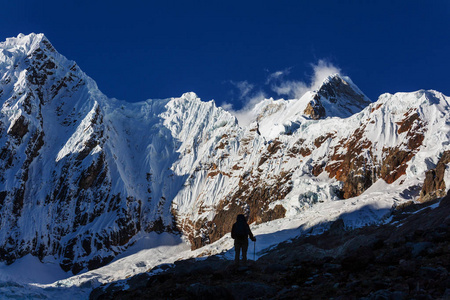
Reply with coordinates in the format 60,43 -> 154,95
91,192 -> 450,300
1,33 -> 450,275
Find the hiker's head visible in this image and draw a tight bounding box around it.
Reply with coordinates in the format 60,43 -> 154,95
237,214 -> 246,223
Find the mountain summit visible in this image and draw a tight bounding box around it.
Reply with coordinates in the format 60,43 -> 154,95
1,33 -> 450,275
311,73 -> 372,118
1,32 -> 49,55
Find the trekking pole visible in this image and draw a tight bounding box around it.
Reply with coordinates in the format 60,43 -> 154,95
253,240 -> 256,261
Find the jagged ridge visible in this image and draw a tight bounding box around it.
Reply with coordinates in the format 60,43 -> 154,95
1,33 -> 450,275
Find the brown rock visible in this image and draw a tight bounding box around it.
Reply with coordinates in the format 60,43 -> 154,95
419,151 -> 450,202
304,97 -> 326,120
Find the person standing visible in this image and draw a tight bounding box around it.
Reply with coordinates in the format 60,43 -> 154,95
231,214 -> 256,265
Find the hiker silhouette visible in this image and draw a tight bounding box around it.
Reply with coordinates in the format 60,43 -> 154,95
231,214 -> 256,265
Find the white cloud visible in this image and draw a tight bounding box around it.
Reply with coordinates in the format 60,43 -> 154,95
269,59 -> 341,99
271,80 -> 309,99
220,102 -> 234,111
310,59 -> 341,91
221,90 -> 267,127
229,80 -> 254,99
265,67 -> 292,84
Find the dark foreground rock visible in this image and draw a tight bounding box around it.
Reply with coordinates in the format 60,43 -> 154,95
91,194 -> 450,300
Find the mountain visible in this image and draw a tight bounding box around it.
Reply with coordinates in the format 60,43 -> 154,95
0,33 -> 450,276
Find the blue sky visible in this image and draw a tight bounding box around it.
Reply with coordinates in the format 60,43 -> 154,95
1,1 -> 449,109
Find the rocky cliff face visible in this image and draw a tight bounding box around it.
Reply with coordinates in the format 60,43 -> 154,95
1,33 -> 450,274
419,150 -> 450,202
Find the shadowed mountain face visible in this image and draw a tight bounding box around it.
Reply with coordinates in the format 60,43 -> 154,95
1,33 -> 450,274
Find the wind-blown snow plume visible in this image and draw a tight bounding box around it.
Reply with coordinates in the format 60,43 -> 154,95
229,80 -> 254,99
265,67 -> 292,84
270,59 -> 341,99
224,92 -> 267,126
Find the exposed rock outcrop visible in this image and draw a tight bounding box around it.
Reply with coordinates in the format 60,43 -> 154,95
303,97 -> 326,120
419,150 -> 450,202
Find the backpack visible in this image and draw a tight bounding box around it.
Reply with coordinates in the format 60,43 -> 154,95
233,221 -> 248,240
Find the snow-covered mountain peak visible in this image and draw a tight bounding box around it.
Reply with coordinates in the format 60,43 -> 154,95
1,33 -> 80,83
0,33 -> 52,57
179,91 -> 199,101
316,73 -> 363,94
309,73 -> 372,119
238,74 -> 373,140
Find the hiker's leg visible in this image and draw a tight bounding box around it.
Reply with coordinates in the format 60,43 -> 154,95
234,242 -> 241,264
242,241 -> 248,264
